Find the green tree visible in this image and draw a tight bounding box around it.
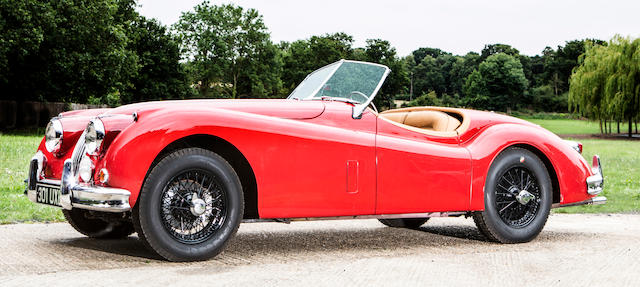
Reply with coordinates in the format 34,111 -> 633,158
0,0 -> 137,103
464,53 -> 528,111
412,55 -> 446,96
401,91 -> 441,107
121,16 -> 193,104
481,44 -> 520,60
280,33 -> 354,93
358,39 -> 408,109
569,36 -> 639,137
450,52 -> 480,96
174,2 -> 282,98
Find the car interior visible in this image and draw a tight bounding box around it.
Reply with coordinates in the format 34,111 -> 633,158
378,107 -> 468,137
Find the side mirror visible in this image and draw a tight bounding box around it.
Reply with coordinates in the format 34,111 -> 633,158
352,104 -> 368,119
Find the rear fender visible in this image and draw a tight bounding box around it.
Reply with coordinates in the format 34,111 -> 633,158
464,123 -> 591,210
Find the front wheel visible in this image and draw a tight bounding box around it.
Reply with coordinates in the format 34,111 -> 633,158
133,148 -> 244,261
473,147 -> 552,243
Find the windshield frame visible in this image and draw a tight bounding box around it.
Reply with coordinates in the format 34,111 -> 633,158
287,59 -> 391,105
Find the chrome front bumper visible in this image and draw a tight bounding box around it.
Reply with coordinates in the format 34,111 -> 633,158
26,152 -> 131,212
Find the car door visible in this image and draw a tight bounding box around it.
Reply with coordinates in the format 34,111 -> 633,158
375,116 -> 472,214
256,101 -> 377,218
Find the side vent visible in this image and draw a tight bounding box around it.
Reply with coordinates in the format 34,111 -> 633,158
346,160 -> 359,194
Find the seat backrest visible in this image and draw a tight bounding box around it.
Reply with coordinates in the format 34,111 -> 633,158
404,111 -> 460,132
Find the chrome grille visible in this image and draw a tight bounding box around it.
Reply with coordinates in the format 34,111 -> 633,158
70,130 -> 86,176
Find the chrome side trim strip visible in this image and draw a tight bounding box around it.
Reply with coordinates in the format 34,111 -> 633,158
552,196 -> 607,208
242,211 -> 468,223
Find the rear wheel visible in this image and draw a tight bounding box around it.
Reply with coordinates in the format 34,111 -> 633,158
473,147 -> 552,243
378,218 -> 429,229
133,148 -> 243,262
63,209 -> 134,239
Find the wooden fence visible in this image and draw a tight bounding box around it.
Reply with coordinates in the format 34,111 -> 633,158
0,101 -> 107,130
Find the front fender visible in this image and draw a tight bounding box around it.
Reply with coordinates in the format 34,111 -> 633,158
98,107 -> 266,208
464,123 -> 592,210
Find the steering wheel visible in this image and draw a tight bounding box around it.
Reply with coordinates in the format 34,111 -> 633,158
349,91 -> 368,103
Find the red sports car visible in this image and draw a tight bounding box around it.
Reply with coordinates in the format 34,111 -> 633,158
26,60 -> 605,261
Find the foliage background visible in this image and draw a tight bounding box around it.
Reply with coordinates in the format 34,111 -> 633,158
0,0 -> 638,134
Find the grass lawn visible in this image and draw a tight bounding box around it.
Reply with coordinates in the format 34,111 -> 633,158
554,138 -> 640,213
0,133 -> 64,224
0,125 -> 638,224
523,117 -> 635,135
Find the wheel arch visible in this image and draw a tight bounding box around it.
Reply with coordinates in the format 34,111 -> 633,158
504,144 -> 561,204
146,134 -> 259,219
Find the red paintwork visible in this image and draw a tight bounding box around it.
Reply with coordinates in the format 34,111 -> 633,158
37,99 -> 598,218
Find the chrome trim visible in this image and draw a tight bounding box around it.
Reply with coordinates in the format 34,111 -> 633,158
564,140 -> 581,154
70,130 -> 86,176
85,118 -> 105,155
587,155 -> 603,195
241,211 -> 467,223
552,196 -> 607,208
60,159 -> 74,209
26,152 -> 131,213
45,119 -> 63,153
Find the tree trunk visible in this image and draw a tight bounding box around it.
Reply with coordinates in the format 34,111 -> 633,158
635,120 -> 638,134
599,119 -> 603,134
232,72 -> 237,99
617,121 -> 620,134
629,117 -> 633,138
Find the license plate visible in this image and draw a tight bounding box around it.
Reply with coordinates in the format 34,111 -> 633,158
36,184 -> 61,207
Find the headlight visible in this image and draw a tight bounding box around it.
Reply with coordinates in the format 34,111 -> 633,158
85,119 -> 105,155
78,155 -> 93,182
45,119 -> 63,153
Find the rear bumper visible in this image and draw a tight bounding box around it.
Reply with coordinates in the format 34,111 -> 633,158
26,151 -> 131,213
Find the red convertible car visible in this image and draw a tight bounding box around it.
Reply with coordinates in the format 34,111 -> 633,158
26,60 -> 605,261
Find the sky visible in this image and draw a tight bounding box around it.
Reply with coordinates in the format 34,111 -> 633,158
137,0 -> 640,57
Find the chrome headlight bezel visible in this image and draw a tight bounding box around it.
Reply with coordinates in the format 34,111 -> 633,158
45,119 -> 63,154
85,118 -> 105,155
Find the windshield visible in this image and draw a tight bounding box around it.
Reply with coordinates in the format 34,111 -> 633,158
288,60 -> 390,104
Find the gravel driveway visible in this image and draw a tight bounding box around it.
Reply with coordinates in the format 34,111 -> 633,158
0,214 -> 638,286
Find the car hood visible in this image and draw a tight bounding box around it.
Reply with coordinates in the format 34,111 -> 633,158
98,99 -> 326,120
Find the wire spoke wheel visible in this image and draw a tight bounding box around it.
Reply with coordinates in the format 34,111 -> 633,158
160,169 -> 227,244
495,166 -> 541,228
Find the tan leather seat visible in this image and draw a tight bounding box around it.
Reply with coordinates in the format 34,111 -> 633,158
380,110 -> 461,132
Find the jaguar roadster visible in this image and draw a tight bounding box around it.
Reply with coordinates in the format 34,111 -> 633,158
26,60 -> 605,261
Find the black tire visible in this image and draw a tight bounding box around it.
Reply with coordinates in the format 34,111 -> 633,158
378,218 -> 429,229
473,147 -> 552,243
133,148 -> 243,262
63,209 -> 134,239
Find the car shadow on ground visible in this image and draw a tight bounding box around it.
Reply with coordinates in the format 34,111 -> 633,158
53,223 -> 581,262
55,236 -> 164,260
417,224 -> 488,241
